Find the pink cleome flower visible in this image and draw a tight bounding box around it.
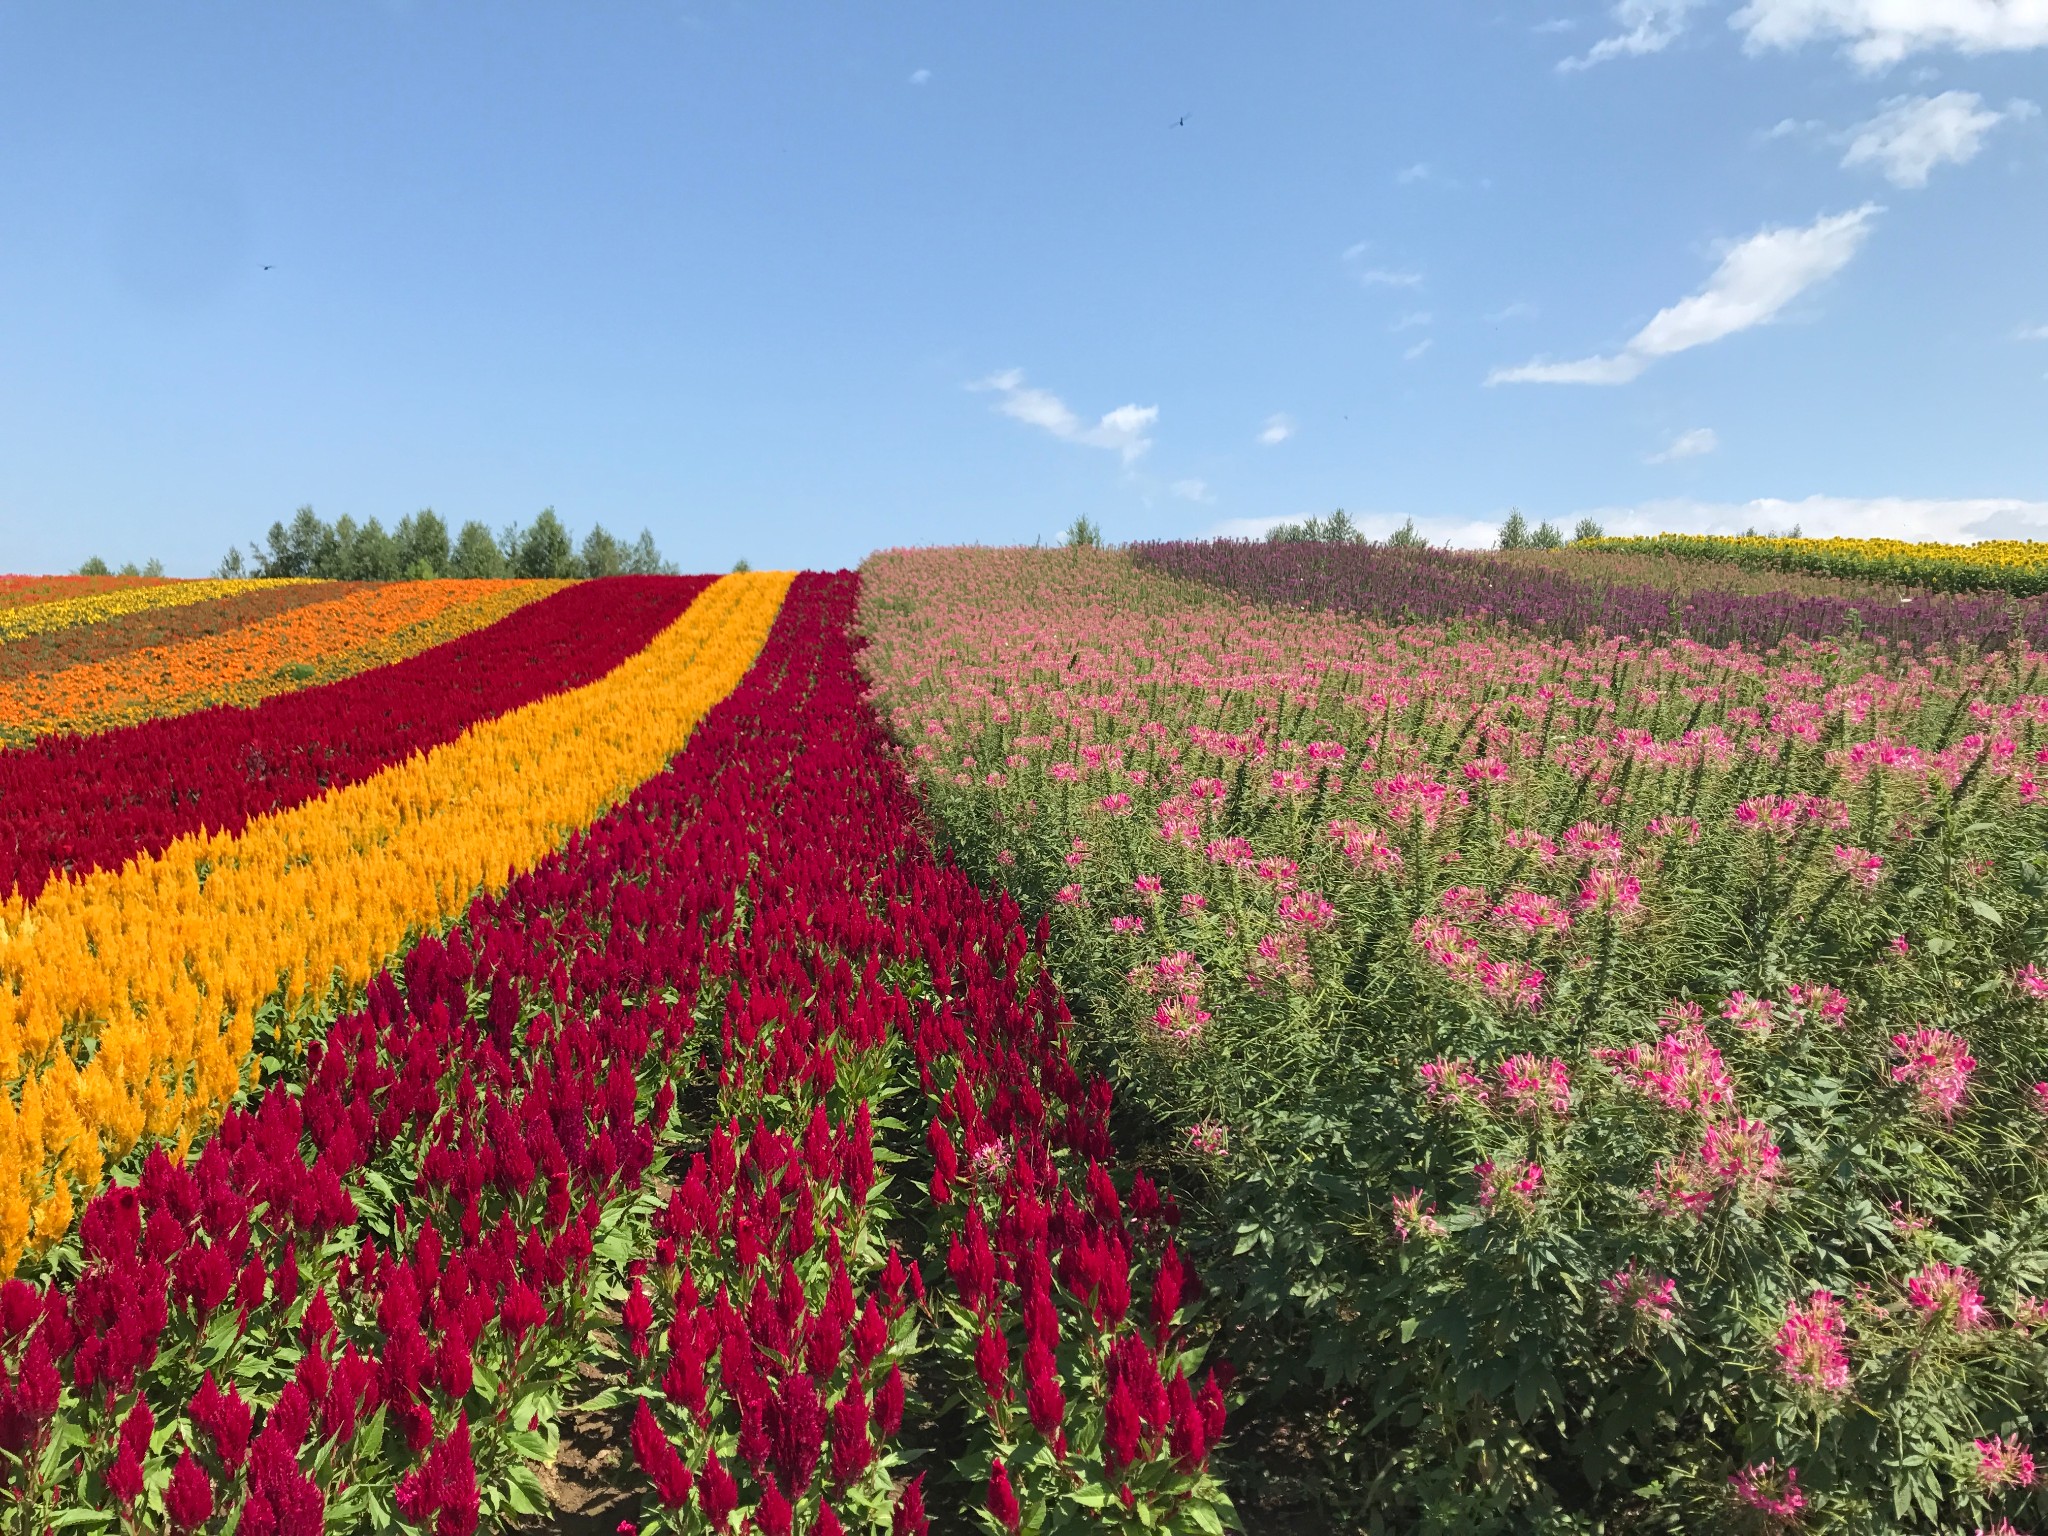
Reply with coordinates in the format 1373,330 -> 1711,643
1492,889 -> 1572,936
1774,1290 -> 1851,1397
1905,1262 -> 1991,1331
1721,991 -> 1778,1037
1890,1029 -> 1976,1122
1098,793 -> 1134,815
1132,874 -> 1163,898
1974,1435 -> 2037,1491
1599,1264 -> 1679,1325
1418,1057 -> 1489,1112
1108,915 -> 1146,936
1832,844 -> 1885,889
1185,1120 -> 1229,1158
1277,890 -> 1337,930
1495,1054 -> 1571,1121
1593,1021 -> 1733,1114
1474,1159 -> 1543,1214
1785,982 -> 1849,1028
1561,822 -> 1625,863
1179,892 -> 1208,915
1504,827 -> 1559,862
1439,884 -> 1490,918
1326,817 -> 1404,875
1391,1188 -> 1445,1242
1577,866 -> 1643,915
1055,883 -> 1085,906
2016,963 -> 2048,1001
1729,1461 -> 1806,1524
1701,1117 -> 1782,1199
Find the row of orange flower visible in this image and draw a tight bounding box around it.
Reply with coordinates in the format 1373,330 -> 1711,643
0,579 -> 558,742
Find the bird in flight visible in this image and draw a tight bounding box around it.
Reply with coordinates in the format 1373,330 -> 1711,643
1175,115 -> 1187,127
262,264 -> 274,270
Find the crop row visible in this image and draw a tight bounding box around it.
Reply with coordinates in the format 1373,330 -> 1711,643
1591,533 -> 2048,597
0,574 -> 784,1267
860,545 -> 2048,1530
0,579 -> 303,645
8,572 -> 1227,1535
0,580 -> 557,744
0,573 -> 167,613
1131,537 -> 2044,652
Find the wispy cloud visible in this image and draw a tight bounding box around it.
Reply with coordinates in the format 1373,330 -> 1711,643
1488,205 -> 1880,386
1395,162 -> 1433,185
1734,0 -> 2048,70
1760,116 -> 1823,140
2018,323 -> 2048,341
1258,413 -> 1296,446
1560,0 -> 1700,70
970,370 -> 1157,462
1487,301 -> 1539,322
1575,495 -> 2048,542
909,68 -> 931,85
1842,92 -> 2035,186
1356,268 -> 1423,288
1646,426 -> 1720,462
1171,478 -> 1214,503
1403,339 -> 1435,361
1392,310 -> 1433,332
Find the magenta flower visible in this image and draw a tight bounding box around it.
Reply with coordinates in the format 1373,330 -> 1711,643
1701,1117 -> 1782,1200
1729,1461 -> 1805,1525
1108,915 -> 1145,936
1133,874 -> 1163,897
1391,1189 -> 1445,1242
1721,991 -> 1777,1036
1185,1120 -> 1229,1158
2016,963 -> 2048,1001
1418,1057 -> 1489,1112
1474,1158 -> 1543,1214
1278,890 -> 1337,929
1495,1054 -> 1571,1121
1774,1289 -> 1851,1397
1905,1262 -> 1991,1331
1890,1028 -> 1976,1121
1974,1435 -> 2037,1491
1599,1264 -> 1679,1325
1492,889 -> 1572,936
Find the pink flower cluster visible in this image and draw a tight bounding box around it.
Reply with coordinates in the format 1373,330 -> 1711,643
1593,1020 -> 1733,1114
1774,1289 -> 1851,1397
1890,1029 -> 1977,1121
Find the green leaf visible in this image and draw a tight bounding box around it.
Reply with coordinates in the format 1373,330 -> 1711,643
1969,898 -> 2004,927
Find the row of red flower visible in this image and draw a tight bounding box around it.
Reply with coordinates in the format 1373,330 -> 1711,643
2,572 -> 1230,1533
0,575 -> 707,904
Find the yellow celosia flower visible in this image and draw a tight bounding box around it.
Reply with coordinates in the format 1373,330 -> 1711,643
0,578 -> 314,644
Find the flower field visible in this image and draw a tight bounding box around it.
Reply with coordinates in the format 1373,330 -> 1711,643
0,569 -> 1231,1536
860,544 -> 2048,1532
16,537 -> 2048,1534
1587,534 -> 2048,599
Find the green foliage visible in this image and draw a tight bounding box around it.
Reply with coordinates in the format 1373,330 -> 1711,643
448,519 -> 508,578
1573,517 -> 1605,544
1497,509 -> 1530,550
76,556 -> 110,576
1267,510 -> 1366,546
1529,520 -> 1564,549
237,505 -> 677,580
1065,516 -> 1104,550
1386,518 -> 1427,549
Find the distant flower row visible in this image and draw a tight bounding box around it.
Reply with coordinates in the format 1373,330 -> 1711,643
1589,532 -> 2048,598
1131,537 -> 2046,651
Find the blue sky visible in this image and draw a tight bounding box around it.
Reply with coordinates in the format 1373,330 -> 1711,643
1,1 -> 2044,573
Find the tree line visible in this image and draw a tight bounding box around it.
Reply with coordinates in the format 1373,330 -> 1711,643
77,507 -> 678,581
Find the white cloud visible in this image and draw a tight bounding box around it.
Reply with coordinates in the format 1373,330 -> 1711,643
1761,116 -> 1824,139
1487,301 -> 1539,322
1403,338 -> 1435,361
1841,91 -> 2030,185
1356,268 -> 1424,288
909,68 -> 931,85
1395,162 -> 1432,184
1535,17 -> 1580,33
1488,204 -> 1880,386
1170,478 -> 1213,503
1575,495 -> 2048,542
970,370 -> 1158,462
1647,426 -> 1721,462
1734,0 -> 2048,69
2018,323 -> 2048,340
1392,310 -> 1433,331
1560,0 -> 1701,69
1258,413 -> 1296,445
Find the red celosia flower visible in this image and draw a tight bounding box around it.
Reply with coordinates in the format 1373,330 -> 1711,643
165,1449 -> 215,1530
987,1457 -> 1023,1532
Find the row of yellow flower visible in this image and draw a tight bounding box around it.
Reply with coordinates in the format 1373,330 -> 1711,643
0,577 -> 313,644
0,570 -> 792,1270
1584,533 -> 2048,597
0,578 -> 560,742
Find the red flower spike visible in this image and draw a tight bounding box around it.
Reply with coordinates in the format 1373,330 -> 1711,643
105,1398 -> 153,1504
975,1322 -> 1011,1404
875,1364 -> 906,1439
165,1449 -> 215,1530
697,1447 -> 739,1529
756,1477 -> 795,1536
987,1458 -> 1023,1533
892,1472 -> 930,1536
630,1399 -> 694,1509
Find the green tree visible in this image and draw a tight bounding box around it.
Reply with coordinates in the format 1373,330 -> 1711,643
1386,518 -> 1426,549
333,516 -> 400,580
448,520 -> 508,578
143,557 -> 164,578
217,548 -> 247,578
512,508 -> 580,578
255,506 -> 338,578
1572,517 -> 1605,543
1497,509 -> 1530,550
1063,516 -> 1102,549
579,523 -> 627,578
624,529 -> 676,575
394,511 -> 450,578
77,556 -> 111,576
116,561 -> 142,577
1530,520 -> 1564,549
732,558 -> 752,573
